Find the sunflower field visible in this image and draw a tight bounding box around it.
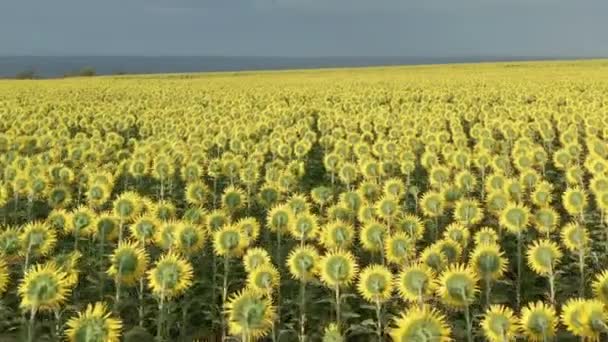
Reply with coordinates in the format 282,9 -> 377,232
1,60 -> 608,341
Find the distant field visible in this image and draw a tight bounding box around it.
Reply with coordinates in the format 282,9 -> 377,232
1,60 -> 608,341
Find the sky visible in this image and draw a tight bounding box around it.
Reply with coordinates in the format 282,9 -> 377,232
1,0 -> 607,57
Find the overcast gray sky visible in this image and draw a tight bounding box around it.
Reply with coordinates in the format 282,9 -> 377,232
1,0 -> 607,57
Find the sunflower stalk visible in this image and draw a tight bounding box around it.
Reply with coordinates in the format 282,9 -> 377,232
484,276 -> 492,308
578,249 -> 585,297
138,277 -> 145,327
335,285 -> 341,329
156,288 -> 166,340
26,307 -> 37,342
221,256 -> 230,341
516,231 -> 522,309
375,299 -> 383,342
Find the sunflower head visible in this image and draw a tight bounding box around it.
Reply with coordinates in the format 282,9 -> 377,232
470,244 -> 507,281
19,263 -> 70,312
243,247 -> 272,273
247,264 -> 281,296
436,264 -> 479,309
152,201 -> 177,222
532,207 -> 559,235
0,258 -> 9,295
225,290 -> 276,340
47,185 -> 72,209
395,215 -> 425,240
130,215 -> 160,245
185,181 -> 209,207
320,221 -> 355,250
289,212 -> 319,241
453,198 -> 483,226
213,225 -> 249,257
175,223 -> 206,255
287,193 -> 311,216
561,299 -> 607,339
92,213 -> 119,242
358,181 -> 381,203
593,270 -> 608,305
321,323 -> 344,342
147,252 -> 193,298
443,223 -> 470,248
420,245 -> 448,274
287,245 -> 319,282
21,222 -> 57,257
384,232 -> 415,266
481,305 -> 519,342
360,221 -> 387,252
107,241 -> 149,286
474,227 -> 499,246
561,222 -> 589,253
531,182 -> 554,207
396,263 -> 435,303
390,305 -> 451,342
0,227 -> 22,261
357,264 -> 393,303
222,186 -> 247,214
435,239 -> 462,264
562,187 -> 588,216
267,205 -> 293,233
526,239 -> 562,276
257,183 -> 280,208
375,196 -> 400,223
499,203 -> 530,234
519,301 -> 557,341
420,191 -> 445,218
319,249 -> 359,288
65,302 -> 122,342
67,206 -> 96,237
50,251 -> 81,288
182,207 -> 206,226
383,178 -> 405,200
112,192 -> 143,222
206,210 -> 229,231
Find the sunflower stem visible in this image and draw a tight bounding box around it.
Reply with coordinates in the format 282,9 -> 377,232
138,277 -> 145,327
335,285 -> 341,329
578,249 -> 585,297
221,257 -> 230,341
23,239 -> 33,274
375,299 -> 382,342
299,279 -> 306,342
464,303 -> 472,342
548,267 -> 555,305
26,307 -> 36,342
99,234 -> 105,300
156,289 -> 165,340
484,276 -> 492,308
516,232 -> 522,310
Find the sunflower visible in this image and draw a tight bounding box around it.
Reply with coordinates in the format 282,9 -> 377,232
435,264 -> 479,309
287,245 -> 319,282
19,263 -> 70,312
357,204 -> 377,224
486,191 -> 509,216
185,181 -> 209,207
384,233 -> 415,266
358,181 -> 381,203
395,263 -> 434,304
311,186 -> 333,208
453,198 -> 483,227
92,213 -> 120,242
65,302 -> 123,342
222,185 -> 247,214
499,203 -> 530,234
66,206 -> 96,238
225,290 -> 276,340
532,207 -> 560,235
206,209 -> 229,231
213,225 -> 249,257
390,305 -> 451,342
152,200 -> 177,222
320,221 -> 355,250
531,181 -> 554,207
107,241 -> 149,286
561,222 -> 589,253
182,206 -> 206,226
147,252 -> 193,298
49,251 -> 81,288
267,205 -> 293,233
0,227 -> 21,261
357,265 -> 393,303
153,220 -> 180,250
129,215 -> 160,245
562,187 -> 588,217
420,191 -> 445,218
360,221 -> 388,253
247,264 -> 281,296
236,217 -> 261,242
319,249 -> 359,288
0,258 -> 9,295
420,245 -> 448,274
175,223 -> 206,255
435,239 -> 462,264
519,301 -> 557,341
396,214 -> 425,240
46,184 -> 72,209
527,239 -> 562,276
561,298 -> 607,339
470,243 -> 507,281
288,193 -> 311,216
289,212 -> 319,242
21,222 -> 57,258
474,227 -> 499,246
383,178 -> 405,199
322,323 -> 344,342
593,270 -> 608,305
375,196 -> 400,224
443,223 -> 470,249
243,247 -> 272,273
481,305 -> 519,342
46,209 -> 70,232
112,192 -> 143,222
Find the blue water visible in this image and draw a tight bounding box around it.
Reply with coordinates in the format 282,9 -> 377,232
0,55 -> 586,78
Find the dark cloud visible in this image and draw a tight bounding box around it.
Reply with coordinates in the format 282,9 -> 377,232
0,0 -> 606,57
